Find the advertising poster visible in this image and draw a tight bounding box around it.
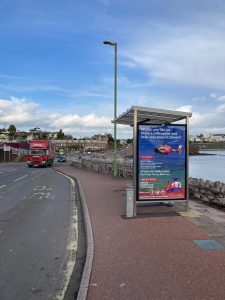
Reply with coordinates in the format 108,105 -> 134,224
137,124 -> 186,201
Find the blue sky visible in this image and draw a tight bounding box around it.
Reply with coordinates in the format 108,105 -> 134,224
1,0 -> 225,138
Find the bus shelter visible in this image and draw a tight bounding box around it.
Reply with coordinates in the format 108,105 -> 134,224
112,106 -> 192,217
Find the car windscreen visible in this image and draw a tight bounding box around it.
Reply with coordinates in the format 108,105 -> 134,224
29,150 -> 46,155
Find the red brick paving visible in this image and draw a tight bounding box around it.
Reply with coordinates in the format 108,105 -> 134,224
55,165 -> 225,300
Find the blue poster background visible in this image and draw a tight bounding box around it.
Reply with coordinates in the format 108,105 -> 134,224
138,124 -> 186,200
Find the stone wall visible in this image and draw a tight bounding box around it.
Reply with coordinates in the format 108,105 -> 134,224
71,158 -> 133,178
71,159 -> 225,208
189,178 -> 225,208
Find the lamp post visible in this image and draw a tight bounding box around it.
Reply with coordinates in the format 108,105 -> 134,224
103,40 -> 117,178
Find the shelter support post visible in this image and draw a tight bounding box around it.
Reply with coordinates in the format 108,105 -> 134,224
185,115 -> 190,212
133,109 -> 138,217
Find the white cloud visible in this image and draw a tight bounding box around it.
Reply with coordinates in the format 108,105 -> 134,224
0,83 -> 68,94
216,103 -> 225,112
50,113 -> 111,129
1,95 -> 225,138
210,93 -> 220,99
217,96 -> 225,102
192,96 -> 206,102
120,60 -> 138,69
188,109 -> 225,134
0,97 -> 114,137
202,127 -> 225,134
176,105 -> 192,113
0,97 -> 38,123
175,103 -> 225,134
176,105 -> 206,128
189,112 -> 206,127
123,24 -> 225,89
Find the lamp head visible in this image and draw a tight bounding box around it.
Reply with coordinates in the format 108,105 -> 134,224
103,40 -> 117,46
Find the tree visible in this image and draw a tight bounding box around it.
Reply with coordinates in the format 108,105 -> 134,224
0,128 -> 6,133
106,134 -> 114,144
65,134 -> 73,140
57,129 -> 65,139
8,124 -> 16,140
41,133 -> 48,140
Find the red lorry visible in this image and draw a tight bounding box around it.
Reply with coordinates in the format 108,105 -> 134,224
27,140 -> 55,168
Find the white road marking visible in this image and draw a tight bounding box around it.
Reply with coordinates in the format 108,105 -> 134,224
30,192 -> 45,199
55,172 -> 78,300
33,185 -> 53,191
29,192 -> 55,200
0,185 -> 6,189
14,175 -> 28,182
0,168 -> 17,172
28,186 -> 55,200
31,170 -> 40,173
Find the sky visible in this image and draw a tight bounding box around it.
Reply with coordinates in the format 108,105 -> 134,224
1,0 -> 225,138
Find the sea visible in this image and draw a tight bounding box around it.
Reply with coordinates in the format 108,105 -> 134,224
189,150 -> 225,183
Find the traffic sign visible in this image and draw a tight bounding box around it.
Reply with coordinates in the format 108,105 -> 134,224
3,146 -> 10,152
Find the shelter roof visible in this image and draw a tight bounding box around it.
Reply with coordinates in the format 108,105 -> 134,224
112,106 -> 192,126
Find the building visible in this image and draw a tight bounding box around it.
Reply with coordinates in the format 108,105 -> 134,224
51,135 -> 108,153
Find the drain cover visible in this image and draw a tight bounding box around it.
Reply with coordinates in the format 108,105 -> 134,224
193,240 -> 224,250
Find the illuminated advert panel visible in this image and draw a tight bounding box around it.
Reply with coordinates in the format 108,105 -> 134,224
137,124 -> 187,201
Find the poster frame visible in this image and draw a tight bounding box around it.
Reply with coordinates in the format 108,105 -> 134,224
136,123 -> 187,202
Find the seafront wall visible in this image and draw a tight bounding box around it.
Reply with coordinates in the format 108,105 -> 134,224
71,158 -> 225,208
189,178 -> 225,207
71,159 -> 133,178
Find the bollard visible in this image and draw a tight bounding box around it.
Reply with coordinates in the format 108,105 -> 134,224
126,188 -> 134,217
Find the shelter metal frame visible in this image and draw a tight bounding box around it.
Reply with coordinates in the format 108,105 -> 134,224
112,106 -> 192,217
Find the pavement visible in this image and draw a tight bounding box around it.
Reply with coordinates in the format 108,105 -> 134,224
55,164 -> 225,300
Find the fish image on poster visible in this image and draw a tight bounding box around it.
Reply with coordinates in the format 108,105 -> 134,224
137,124 -> 187,201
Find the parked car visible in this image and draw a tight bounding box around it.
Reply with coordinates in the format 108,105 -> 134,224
58,156 -> 67,162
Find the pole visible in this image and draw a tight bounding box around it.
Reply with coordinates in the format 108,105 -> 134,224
103,40 -> 118,178
113,43 -> 117,178
185,116 -> 190,212
133,109 -> 138,216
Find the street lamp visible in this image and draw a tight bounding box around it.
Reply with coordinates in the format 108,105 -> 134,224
103,40 -> 117,178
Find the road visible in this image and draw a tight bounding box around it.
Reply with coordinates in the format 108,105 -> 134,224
0,162 -> 77,300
